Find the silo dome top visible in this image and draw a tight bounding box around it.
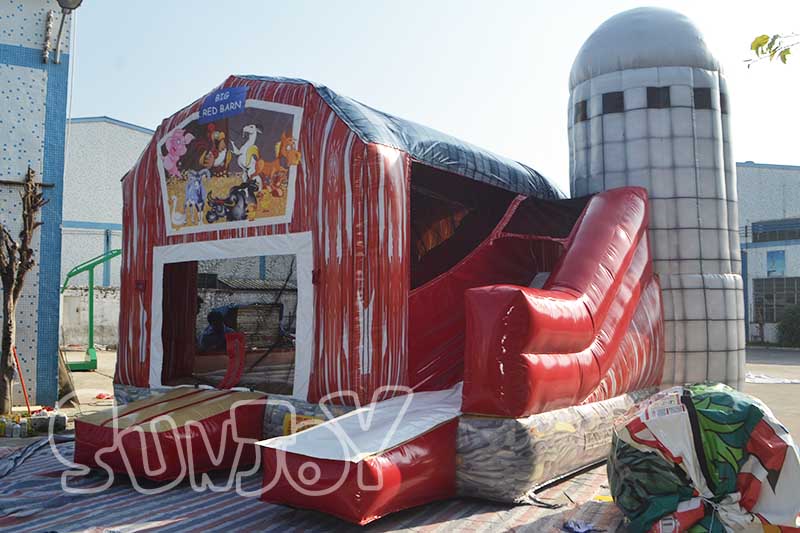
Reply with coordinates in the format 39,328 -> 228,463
569,7 -> 720,89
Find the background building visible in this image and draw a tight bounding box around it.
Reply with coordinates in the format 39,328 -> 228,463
738,161 -> 800,343
61,116 -> 153,286
60,116 -> 152,347
0,1 -> 76,406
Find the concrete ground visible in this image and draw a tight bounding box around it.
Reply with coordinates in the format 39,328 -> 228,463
743,346 -> 800,437
63,349 -> 117,413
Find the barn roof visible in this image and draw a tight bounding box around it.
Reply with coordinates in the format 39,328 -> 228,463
241,75 -> 564,198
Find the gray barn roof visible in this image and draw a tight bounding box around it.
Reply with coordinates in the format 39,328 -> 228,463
240,75 -> 564,199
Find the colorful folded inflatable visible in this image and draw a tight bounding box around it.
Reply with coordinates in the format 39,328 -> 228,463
457,389 -> 654,503
75,388 -> 266,481
609,384 -> 800,532
258,386 -> 461,525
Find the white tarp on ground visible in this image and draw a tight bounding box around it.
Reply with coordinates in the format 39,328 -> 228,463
256,384 -> 462,462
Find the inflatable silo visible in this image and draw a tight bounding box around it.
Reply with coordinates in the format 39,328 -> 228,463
568,7 -> 745,388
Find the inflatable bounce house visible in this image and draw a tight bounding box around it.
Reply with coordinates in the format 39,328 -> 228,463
75,7 -> 800,529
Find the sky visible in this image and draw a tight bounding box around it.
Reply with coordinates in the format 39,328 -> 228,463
67,0 -> 800,192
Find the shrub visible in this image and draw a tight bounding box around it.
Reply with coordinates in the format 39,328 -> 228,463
778,304 -> 800,347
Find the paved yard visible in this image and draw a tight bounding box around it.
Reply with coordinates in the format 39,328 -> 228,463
744,347 -> 800,437
64,349 -> 116,411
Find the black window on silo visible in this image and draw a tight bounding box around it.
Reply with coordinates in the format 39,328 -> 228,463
602,91 -> 625,114
693,88 -> 712,109
574,100 -> 588,123
720,93 -> 728,114
647,87 -> 670,109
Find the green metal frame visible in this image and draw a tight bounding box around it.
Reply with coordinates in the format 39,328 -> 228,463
61,249 -> 122,371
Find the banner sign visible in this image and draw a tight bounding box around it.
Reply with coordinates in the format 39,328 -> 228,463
199,87 -> 249,125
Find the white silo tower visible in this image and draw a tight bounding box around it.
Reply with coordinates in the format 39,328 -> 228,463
568,7 -> 745,389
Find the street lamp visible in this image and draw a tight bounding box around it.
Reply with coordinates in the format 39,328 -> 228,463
54,0 -> 83,64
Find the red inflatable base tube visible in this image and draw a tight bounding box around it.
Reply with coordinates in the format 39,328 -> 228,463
260,419 -> 458,525
74,389 -> 267,481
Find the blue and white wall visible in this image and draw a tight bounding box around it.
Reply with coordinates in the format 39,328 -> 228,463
0,0 -> 73,405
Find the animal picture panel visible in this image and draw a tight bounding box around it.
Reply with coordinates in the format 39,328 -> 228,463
157,89 -> 303,235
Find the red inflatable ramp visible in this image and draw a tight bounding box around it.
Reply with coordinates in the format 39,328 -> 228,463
258,385 -> 461,525
75,388 -> 267,481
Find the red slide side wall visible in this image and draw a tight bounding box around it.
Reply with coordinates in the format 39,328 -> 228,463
461,187 -> 664,417
409,225 -> 565,391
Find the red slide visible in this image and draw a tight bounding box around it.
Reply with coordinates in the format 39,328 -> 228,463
461,187 -> 664,417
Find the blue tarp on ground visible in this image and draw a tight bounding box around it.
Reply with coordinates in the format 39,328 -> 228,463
0,439 -> 622,532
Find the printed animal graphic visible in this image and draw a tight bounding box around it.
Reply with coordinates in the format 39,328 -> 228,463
205,181 -> 259,223
184,168 -> 210,225
230,124 -> 262,181
212,132 -> 232,172
206,123 -> 232,176
253,132 -> 302,197
164,128 -> 195,178
161,110 -> 298,230
170,195 -> 187,226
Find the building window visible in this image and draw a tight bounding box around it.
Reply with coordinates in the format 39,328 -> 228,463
767,250 -> 786,277
647,87 -> 671,109
602,91 -> 624,114
720,93 -> 728,114
574,100 -> 588,123
752,218 -> 800,243
753,277 -> 800,323
693,88 -> 712,109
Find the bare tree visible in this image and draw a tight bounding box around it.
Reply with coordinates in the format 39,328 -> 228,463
0,167 -> 47,414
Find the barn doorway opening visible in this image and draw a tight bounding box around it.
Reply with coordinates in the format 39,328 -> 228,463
150,233 -> 313,399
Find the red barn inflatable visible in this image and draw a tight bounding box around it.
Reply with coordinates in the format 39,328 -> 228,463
114,74 -> 577,404
100,75 -> 664,524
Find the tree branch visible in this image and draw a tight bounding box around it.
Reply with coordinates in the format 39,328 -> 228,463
9,168 -> 47,302
747,33 -> 799,66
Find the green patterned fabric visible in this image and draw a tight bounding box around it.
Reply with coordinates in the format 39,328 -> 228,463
608,384 -> 800,531
688,384 -> 763,496
608,436 -> 694,531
